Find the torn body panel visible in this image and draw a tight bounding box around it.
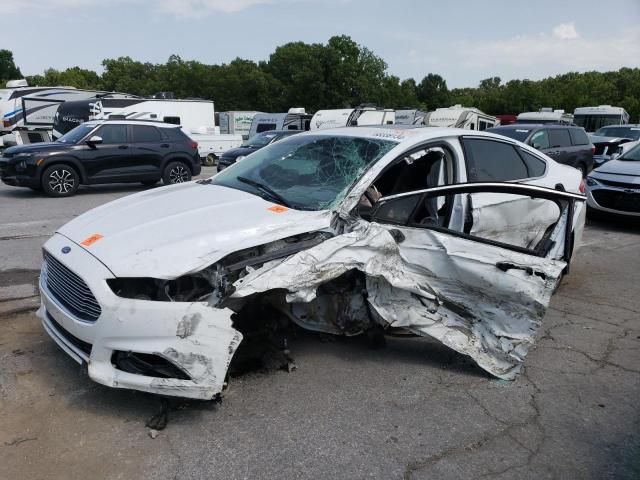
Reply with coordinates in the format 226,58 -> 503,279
231,219 -> 566,380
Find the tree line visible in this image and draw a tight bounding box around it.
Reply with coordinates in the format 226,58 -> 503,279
1,36 -> 639,121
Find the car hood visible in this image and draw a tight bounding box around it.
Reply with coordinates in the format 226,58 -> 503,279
590,135 -> 634,145
3,142 -> 71,156
592,158 -> 640,176
57,182 -> 333,278
221,146 -> 259,158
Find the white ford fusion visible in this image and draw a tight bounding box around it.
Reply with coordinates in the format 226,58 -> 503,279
38,126 -> 586,400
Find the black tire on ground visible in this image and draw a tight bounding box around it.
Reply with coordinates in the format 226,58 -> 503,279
41,164 -> 79,197
203,154 -> 217,167
162,161 -> 192,185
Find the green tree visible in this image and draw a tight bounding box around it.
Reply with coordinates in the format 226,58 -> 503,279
417,74 -> 450,110
0,49 -> 22,82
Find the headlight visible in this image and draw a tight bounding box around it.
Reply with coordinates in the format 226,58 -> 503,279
235,155 -> 245,162
107,231 -> 333,303
585,177 -> 599,187
17,160 -> 27,170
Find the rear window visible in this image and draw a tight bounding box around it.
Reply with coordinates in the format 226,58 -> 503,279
548,129 -> 571,148
163,127 -> 189,141
132,125 -> 162,143
486,127 -> 531,143
464,138 -> 529,181
569,128 -> 589,146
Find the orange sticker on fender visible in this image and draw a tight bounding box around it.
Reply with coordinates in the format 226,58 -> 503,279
267,205 -> 289,213
81,233 -> 104,247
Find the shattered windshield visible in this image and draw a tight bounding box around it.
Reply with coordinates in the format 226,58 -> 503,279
212,134 -> 396,210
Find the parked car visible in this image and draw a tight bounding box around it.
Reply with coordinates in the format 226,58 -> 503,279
586,142 -> 640,218
0,119 -> 201,197
216,129 -> 302,171
486,124 -> 594,176
590,124 -> 640,167
37,126 -> 585,400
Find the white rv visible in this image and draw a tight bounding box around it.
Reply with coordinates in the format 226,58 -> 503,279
573,105 -> 630,133
248,108 -> 312,137
309,106 -> 395,131
219,111 -> 261,139
515,108 -> 574,125
421,105 -> 497,130
395,109 -> 427,125
52,97 -> 243,164
0,79 -> 110,148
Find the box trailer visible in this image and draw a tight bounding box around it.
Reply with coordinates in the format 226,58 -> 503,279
219,111 -> 261,139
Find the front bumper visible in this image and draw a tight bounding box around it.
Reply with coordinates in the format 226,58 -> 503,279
586,182 -> 640,218
38,233 -> 242,400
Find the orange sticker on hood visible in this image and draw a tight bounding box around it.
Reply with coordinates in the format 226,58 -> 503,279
80,233 -> 104,247
268,205 -> 289,213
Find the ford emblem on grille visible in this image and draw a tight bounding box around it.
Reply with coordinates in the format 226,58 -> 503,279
61,246 -> 71,254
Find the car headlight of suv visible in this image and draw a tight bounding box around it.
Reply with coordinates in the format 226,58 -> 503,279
585,176 -> 599,187
107,231 -> 333,303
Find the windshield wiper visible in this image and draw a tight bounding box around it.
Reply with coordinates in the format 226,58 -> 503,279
236,176 -> 292,208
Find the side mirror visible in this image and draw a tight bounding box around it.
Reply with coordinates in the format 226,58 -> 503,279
86,135 -> 103,147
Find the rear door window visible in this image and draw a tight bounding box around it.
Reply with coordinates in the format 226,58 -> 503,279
519,149 -> 547,177
569,128 -> 589,146
548,129 -> 571,148
132,125 -> 162,143
463,138 -> 528,181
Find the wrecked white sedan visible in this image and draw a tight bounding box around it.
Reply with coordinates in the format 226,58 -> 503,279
38,126 -> 586,400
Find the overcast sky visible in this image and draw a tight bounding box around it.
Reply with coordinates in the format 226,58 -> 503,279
4,0 -> 640,88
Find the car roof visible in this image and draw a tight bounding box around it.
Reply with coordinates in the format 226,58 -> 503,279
81,119 -> 180,128
301,125 -> 518,146
489,124 -> 581,130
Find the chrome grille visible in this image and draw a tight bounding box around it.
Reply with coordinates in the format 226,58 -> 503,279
42,253 -> 101,322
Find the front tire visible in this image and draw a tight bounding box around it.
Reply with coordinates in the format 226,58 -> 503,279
203,154 -> 217,167
162,161 -> 192,185
41,165 -> 79,197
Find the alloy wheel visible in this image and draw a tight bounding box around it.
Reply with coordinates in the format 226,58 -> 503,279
169,165 -> 189,183
48,168 -> 75,194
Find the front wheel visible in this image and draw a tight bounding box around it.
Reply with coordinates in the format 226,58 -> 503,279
41,165 -> 79,197
162,161 -> 192,185
203,154 -> 217,167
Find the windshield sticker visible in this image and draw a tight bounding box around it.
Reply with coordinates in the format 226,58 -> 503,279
80,233 -> 104,247
268,205 -> 289,213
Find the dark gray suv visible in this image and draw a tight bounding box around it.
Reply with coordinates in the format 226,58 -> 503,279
487,124 -> 594,176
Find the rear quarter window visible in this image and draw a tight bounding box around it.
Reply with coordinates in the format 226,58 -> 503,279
519,149 -> 547,177
569,128 -> 589,146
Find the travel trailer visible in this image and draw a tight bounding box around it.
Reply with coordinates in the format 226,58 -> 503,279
248,108 -> 312,137
0,79 -> 113,148
421,105 -> 497,130
219,111 -> 261,139
515,108 -> 574,125
52,97 -> 242,164
394,109 -> 427,125
309,106 -> 396,130
573,105 -> 630,133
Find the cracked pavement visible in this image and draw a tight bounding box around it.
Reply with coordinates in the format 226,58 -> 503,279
1,176 -> 639,479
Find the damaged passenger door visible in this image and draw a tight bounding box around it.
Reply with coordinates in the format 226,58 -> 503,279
368,182 -> 585,379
